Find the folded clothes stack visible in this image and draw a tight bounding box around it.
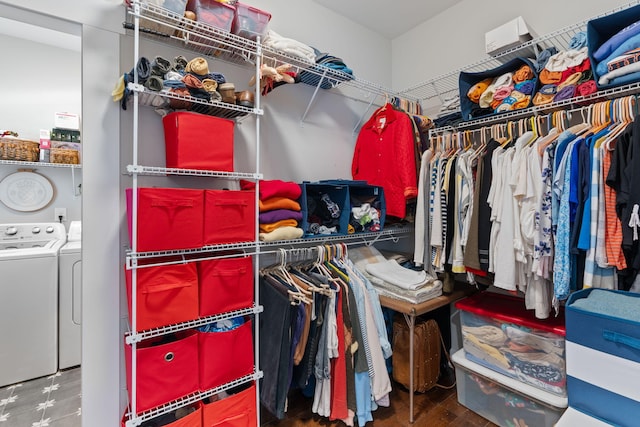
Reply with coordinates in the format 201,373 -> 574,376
531,32 -> 597,106
349,246 -> 442,304
593,19 -> 640,87
299,46 -> 355,89
112,55 -> 254,114
466,62 -> 535,115
241,179 -> 304,242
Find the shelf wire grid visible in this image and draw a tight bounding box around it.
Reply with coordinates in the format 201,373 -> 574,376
123,372 -> 263,427
125,164 -> 262,179
127,1 -> 419,106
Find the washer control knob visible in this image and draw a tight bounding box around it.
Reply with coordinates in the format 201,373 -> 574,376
5,226 -> 18,236
32,227 -> 41,234
46,226 -> 55,234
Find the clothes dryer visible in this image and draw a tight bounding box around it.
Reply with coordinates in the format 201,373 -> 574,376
0,223 -> 66,387
59,221 -> 81,369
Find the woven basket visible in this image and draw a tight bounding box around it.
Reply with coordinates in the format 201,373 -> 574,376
50,148 -> 80,165
0,137 -> 40,162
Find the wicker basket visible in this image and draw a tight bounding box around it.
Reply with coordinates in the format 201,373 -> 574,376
0,137 -> 40,162
50,148 -> 80,165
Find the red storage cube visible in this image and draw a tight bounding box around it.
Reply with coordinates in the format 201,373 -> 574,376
231,2 -> 271,41
198,320 -> 254,391
187,0 -> 235,32
162,112 -> 234,172
202,384 -> 257,427
198,257 -> 253,317
127,187 -> 204,252
125,331 -> 199,413
125,260 -> 199,331
203,190 -> 255,245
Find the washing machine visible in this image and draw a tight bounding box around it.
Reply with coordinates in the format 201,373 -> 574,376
0,222 -> 66,387
59,221 -> 81,369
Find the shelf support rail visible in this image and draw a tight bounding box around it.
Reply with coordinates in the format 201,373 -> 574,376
300,68 -> 328,124
352,94 -> 378,134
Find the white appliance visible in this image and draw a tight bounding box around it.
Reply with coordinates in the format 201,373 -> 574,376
0,222 -> 66,387
59,221 -> 81,369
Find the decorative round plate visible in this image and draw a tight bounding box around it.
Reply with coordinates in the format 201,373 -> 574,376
0,171 -> 55,212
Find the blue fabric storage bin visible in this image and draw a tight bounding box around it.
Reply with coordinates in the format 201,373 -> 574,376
317,179 -> 386,233
459,57 -> 538,121
565,288 -> 640,426
299,182 -> 350,237
587,3 -> 640,90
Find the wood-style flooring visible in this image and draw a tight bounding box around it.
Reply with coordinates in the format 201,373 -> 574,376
261,381 -> 498,427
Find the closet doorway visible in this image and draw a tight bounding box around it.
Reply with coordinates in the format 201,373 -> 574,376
0,6 -> 82,427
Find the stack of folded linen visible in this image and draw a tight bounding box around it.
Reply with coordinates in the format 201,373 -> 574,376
467,63 -> 535,115
593,20 -> 640,87
532,32 -> 597,105
349,246 -> 442,304
241,179 -> 304,242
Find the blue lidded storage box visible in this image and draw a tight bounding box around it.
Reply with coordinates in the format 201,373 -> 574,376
566,288 -> 640,426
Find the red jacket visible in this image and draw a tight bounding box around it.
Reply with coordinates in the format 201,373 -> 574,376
351,104 -> 418,219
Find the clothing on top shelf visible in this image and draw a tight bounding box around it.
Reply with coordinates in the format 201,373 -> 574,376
351,103 -> 420,220
241,179 -> 304,241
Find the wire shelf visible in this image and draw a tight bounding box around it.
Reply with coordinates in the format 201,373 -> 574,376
400,1 -> 640,105
258,226 -> 414,248
128,1 -> 259,66
125,305 -> 263,343
129,83 -> 261,119
126,164 -> 262,179
429,81 -> 640,134
127,1 -> 418,106
123,372 -> 263,427
0,159 -> 82,169
127,241 -> 258,262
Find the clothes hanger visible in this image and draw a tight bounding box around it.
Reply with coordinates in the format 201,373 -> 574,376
602,96 -> 634,150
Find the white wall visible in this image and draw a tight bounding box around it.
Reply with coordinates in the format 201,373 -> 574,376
392,0 -> 633,91
0,34 -> 82,225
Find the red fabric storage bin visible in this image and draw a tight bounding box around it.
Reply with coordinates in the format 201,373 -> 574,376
202,384 -> 257,427
162,112 -> 234,171
198,320 -> 254,391
121,402 -> 202,427
198,257 -> 253,317
203,190 -> 255,245
125,331 -> 199,413
187,0 -> 235,32
127,187 -> 204,252
125,260 -> 199,331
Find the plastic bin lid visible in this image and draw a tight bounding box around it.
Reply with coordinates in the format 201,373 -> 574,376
455,291 -> 566,336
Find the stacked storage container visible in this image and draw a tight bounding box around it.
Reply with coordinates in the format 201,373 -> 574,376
453,292 -> 568,426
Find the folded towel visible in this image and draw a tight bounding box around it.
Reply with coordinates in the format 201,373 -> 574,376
259,197 -> 301,212
365,259 -> 429,291
259,209 -> 303,224
259,226 -> 304,242
259,219 -> 298,233
242,179 -> 302,200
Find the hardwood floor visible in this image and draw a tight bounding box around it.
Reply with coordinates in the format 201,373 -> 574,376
261,381 -> 498,427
